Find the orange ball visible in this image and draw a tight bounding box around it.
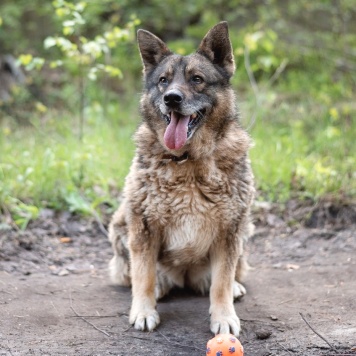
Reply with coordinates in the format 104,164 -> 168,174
206,334 -> 244,356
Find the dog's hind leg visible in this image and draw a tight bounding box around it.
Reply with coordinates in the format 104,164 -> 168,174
155,269 -> 178,300
233,280 -> 246,299
186,262 -> 211,295
234,254 -> 248,300
234,221 -> 255,299
187,262 -> 247,300
235,254 -> 249,282
155,265 -> 185,300
108,203 -> 131,286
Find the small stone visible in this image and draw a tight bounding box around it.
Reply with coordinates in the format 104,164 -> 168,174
255,329 -> 272,340
286,263 -> 300,271
58,269 -> 69,276
59,237 -> 72,243
270,315 -> 278,321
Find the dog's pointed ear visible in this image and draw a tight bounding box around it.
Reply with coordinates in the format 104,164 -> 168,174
197,22 -> 235,77
137,30 -> 173,72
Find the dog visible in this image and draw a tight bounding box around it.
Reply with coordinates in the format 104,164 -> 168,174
108,21 -> 254,336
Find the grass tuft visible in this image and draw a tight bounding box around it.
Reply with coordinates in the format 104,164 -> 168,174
0,99 -> 138,223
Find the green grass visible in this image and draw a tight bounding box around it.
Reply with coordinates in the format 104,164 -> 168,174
242,88 -> 356,202
0,98 -> 138,226
1,81 -> 355,228
1,1 -> 356,230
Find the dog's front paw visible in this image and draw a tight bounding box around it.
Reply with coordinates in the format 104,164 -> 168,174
129,306 -> 160,331
210,307 -> 241,336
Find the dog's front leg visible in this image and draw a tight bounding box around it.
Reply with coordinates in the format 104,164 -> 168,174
209,232 -> 241,336
128,216 -> 160,331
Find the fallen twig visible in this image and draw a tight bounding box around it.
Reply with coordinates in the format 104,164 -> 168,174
277,299 -> 294,305
69,290 -> 111,338
299,312 -> 337,352
91,208 -> 108,237
118,330 -> 205,351
0,343 -> 14,356
123,324 -> 133,332
156,330 -> 206,352
240,317 -> 275,324
70,306 -> 111,337
68,314 -> 118,318
127,335 -> 153,342
276,342 -> 293,355
321,354 -> 356,356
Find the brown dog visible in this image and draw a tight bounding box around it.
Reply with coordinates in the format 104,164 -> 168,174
108,21 -> 254,336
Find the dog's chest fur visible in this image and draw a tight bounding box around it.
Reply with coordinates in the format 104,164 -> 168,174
124,123 -> 253,267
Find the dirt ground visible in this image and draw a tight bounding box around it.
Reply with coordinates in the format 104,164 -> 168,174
0,200 -> 355,356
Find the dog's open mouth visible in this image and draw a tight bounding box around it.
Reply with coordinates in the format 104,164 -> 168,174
163,110 -> 205,150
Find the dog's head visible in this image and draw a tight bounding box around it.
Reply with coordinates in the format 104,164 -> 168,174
137,22 -> 237,155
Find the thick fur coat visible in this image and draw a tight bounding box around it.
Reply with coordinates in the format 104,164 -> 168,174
108,22 -> 255,336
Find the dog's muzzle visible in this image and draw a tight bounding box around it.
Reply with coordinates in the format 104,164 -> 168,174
163,89 -> 184,109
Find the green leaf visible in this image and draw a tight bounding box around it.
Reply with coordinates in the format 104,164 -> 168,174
11,201 -> 40,230
88,67 -> 98,81
63,20 -> 76,27
18,54 -> 33,66
44,37 -> 57,49
64,192 -> 92,215
49,60 -> 63,68
75,2 -> 87,12
55,7 -> 69,17
104,65 -> 122,78
63,26 -> 74,36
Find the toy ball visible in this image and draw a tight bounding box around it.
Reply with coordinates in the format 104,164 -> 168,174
206,334 -> 244,356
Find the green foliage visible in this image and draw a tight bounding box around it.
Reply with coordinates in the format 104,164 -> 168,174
242,28 -> 281,74
4,1 -> 140,229
18,1 -> 139,82
1,0 -> 356,227
0,99 -> 137,227
248,99 -> 356,201
1,197 -> 39,230
0,0 -> 53,54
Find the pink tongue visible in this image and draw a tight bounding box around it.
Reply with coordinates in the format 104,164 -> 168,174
164,112 -> 190,150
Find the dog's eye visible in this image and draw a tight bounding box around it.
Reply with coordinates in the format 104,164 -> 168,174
192,75 -> 203,84
159,77 -> 168,85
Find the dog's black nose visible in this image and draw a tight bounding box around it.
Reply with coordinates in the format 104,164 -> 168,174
164,90 -> 183,107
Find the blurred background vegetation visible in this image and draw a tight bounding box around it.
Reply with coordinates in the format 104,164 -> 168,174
0,0 -> 355,228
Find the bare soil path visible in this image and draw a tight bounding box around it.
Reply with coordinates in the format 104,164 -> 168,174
0,201 -> 355,355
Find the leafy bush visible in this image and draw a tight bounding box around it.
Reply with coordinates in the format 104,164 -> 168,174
1,0 -> 355,228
